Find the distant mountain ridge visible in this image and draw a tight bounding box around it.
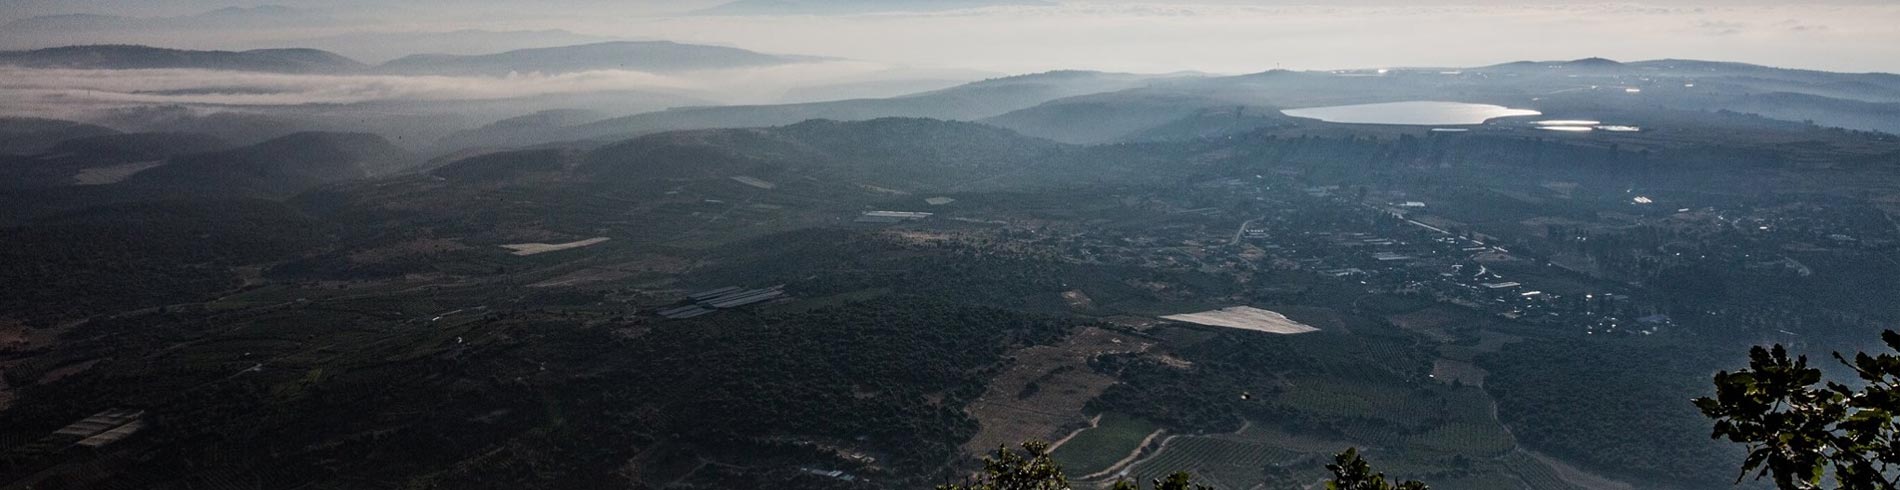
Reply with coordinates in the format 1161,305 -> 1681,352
507,70 -> 1192,145
280,29 -> 623,65
0,41 -> 814,76
2,5 -> 333,33
0,45 -> 366,73
968,57 -> 1900,143
696,0 -> 1052,15
376,41 -> 810,76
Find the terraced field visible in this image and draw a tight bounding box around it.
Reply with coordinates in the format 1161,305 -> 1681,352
1277,378 -> 1422,420
1410,422 -> 1513,456
1499,451 -> 1590,490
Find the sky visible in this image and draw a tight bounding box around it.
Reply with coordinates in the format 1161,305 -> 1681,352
2,0 -> 1898,75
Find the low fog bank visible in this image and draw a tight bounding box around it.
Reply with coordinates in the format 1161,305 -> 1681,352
0,60 -> 996,150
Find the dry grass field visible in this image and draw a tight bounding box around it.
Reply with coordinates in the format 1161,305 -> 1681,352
962,327 -> 1153,456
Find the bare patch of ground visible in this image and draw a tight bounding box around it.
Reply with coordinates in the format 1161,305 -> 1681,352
0,321 -> 63,353
531,268 -> 634,288
859,184 -> 910,195
730,176 -> 776,189
37,359 -> 100,385
1061,290 -> 1096,311
963,327 -> 1152,456
884,230 -> 959,245
73,160 -> 164,185
0,322 -> 27,350
1151,353 -> 1193,369
1161,307 -> 1319,335
501,237 -> 610,256
1102,316 -> 1162,331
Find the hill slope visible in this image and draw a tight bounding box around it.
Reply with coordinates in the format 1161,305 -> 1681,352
126,132 -> 415,198
524,71 -> 1186,145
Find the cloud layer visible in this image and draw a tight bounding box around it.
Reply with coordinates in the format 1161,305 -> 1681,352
0,59 -> 935,120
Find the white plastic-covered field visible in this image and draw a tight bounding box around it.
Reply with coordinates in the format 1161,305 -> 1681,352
1159,306 -> 1319,334
500,237 -> 610,256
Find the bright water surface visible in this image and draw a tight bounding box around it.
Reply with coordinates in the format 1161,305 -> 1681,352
1281,101 -> 1541,125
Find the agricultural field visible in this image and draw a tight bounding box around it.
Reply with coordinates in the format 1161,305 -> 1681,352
1275,377 -> 1422,420
1050,413 -> 1161,478
1431,358 -> 1489,386
1438,330 -> 1524,362
1118,434 -> 1310,489
1410,422 -> 1513,456
1498,451 -> 1594,490
1384,305 -> 1475,343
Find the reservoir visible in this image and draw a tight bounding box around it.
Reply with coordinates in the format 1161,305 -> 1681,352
1282,101 -> 1540,125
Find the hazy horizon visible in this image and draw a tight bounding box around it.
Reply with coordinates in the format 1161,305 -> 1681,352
3,0 -> 1898,75
8,3 -> 1900,490
5,0 -> 1900,148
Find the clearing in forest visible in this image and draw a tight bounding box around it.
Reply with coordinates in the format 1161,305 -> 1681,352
74,161 -> 165,185
963,327 -> 1151,456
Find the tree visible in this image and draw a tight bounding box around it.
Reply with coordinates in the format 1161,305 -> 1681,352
1695,331 -> 1900,489
938,441 -> 1216,490
1110,471 -> 1213,490
1325,448 -> 1429,490
938,441 -> 1070,490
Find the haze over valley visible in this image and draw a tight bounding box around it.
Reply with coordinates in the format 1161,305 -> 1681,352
3,1 -> 1900,489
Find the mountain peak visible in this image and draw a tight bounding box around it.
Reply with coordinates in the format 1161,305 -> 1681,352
1568,57 -> 1623,67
